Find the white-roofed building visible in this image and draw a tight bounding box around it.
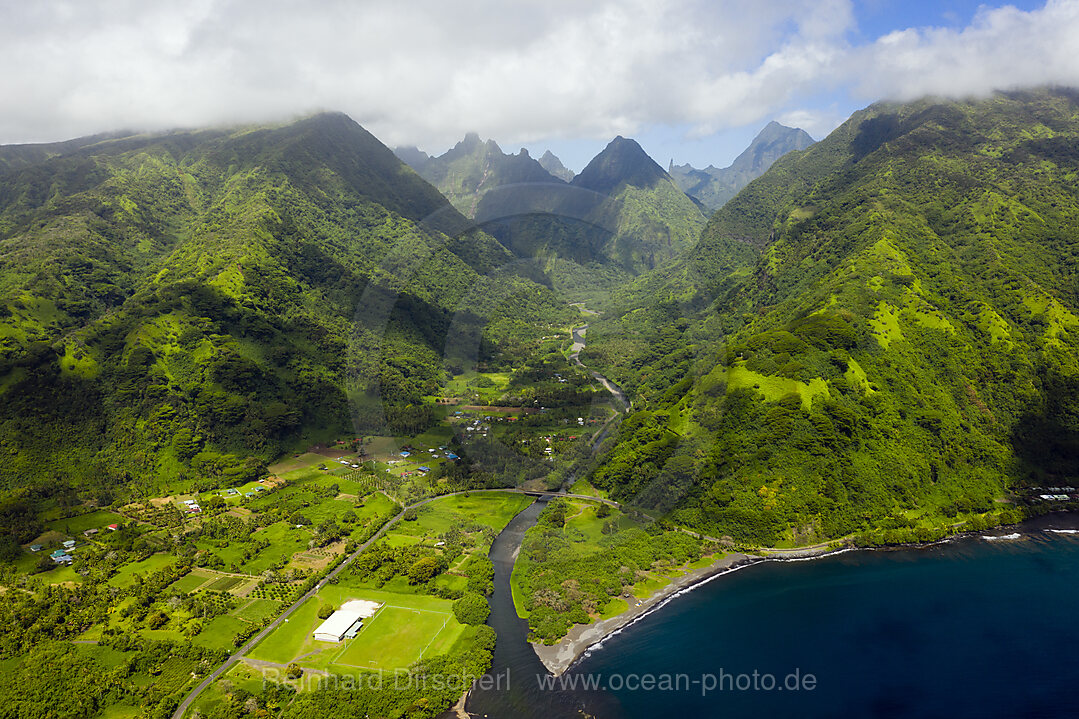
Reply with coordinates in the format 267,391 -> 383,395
312,599 -> 382,642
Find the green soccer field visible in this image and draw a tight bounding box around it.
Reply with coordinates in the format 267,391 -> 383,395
330,605 -> 454,671
248,589 -> 466,672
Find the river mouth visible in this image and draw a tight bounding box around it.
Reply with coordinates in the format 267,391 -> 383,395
464,499 -> 625,718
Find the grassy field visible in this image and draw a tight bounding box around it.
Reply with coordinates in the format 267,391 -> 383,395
441,371 -> 512,404
192,614 -> 250,651
234,598 -> 281,623
268,452 -> 341,475
387,492 -> 533,545
599,597 -> 629,620
168,569 -> 215,594
240,523 -> 310,574
332,605 -> 452,670
108,554 -> 177,588
569,478 -> 608,498
46,509 -> 124,535
725,363 -> 830,409
249,587 -> 461,671
205,576 -> 243,592
247,598 -> 319,665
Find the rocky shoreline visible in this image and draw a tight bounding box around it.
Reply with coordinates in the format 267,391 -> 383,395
529,541 -> 858,676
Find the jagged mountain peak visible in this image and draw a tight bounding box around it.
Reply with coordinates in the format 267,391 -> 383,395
571,136 -> 669,195
669,121 -> 816,211
538,150 -> 574,182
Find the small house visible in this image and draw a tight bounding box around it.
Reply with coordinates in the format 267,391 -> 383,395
83,529 -> 99,537
62,540 -> 76,549
29,544 -> 43,552
107,524 -> 120,531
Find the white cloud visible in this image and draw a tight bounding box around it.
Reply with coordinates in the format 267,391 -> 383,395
850,0 -> 1079,102
1,0 -> 1079,154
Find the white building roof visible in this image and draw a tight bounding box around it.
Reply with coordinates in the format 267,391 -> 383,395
313,609 -> 362,641
312,600 -> 382,642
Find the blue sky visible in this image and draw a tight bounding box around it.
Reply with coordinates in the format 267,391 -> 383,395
0,1 -> 1074,172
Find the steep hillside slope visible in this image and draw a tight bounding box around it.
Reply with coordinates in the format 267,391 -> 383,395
586,89 -> 1079,544
567,136 -> 706,274
0,114 -> 572,500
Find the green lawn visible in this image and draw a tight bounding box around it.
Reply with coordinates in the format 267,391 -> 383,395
248,598 -> 319,665
382,534 -> 422,547
46,509 -> 124,535
413,424 -> 454,448
192,614 -> 249,651
268,452 -> 338,476
388,492 -> 532,545
204,576 -> 243,592
599,597 -> 629,620
569,479 -> 608,498
43,564 -> 83,584
631,574 -> 671,598
195,537 -> 247,569
168,569 -> 214,594
239,523 -> 310,574
300,495 -> 367,525
234,598 -> 281,623
108,554 -> 177,588
725,362 -> 830,408
331,605 -> 452,671
433,574 -> 468,592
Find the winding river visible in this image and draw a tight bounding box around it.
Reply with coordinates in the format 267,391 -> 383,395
570,323 -> 628,412
464,499 -> 625,718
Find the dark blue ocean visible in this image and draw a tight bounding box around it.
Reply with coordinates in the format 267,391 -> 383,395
570,519 -> 1079,719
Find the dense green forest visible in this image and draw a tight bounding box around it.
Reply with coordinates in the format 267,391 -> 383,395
586,89 -> 1079,544
0,114 -> 574,515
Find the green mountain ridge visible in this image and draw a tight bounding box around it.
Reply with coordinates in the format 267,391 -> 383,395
395,133 -> 563,220
403,133 -> 706,304
0,113 -> 573,508
586,89 -> 1079,544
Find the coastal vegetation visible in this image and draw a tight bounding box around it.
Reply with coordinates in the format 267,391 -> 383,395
513,497 -> 714,643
